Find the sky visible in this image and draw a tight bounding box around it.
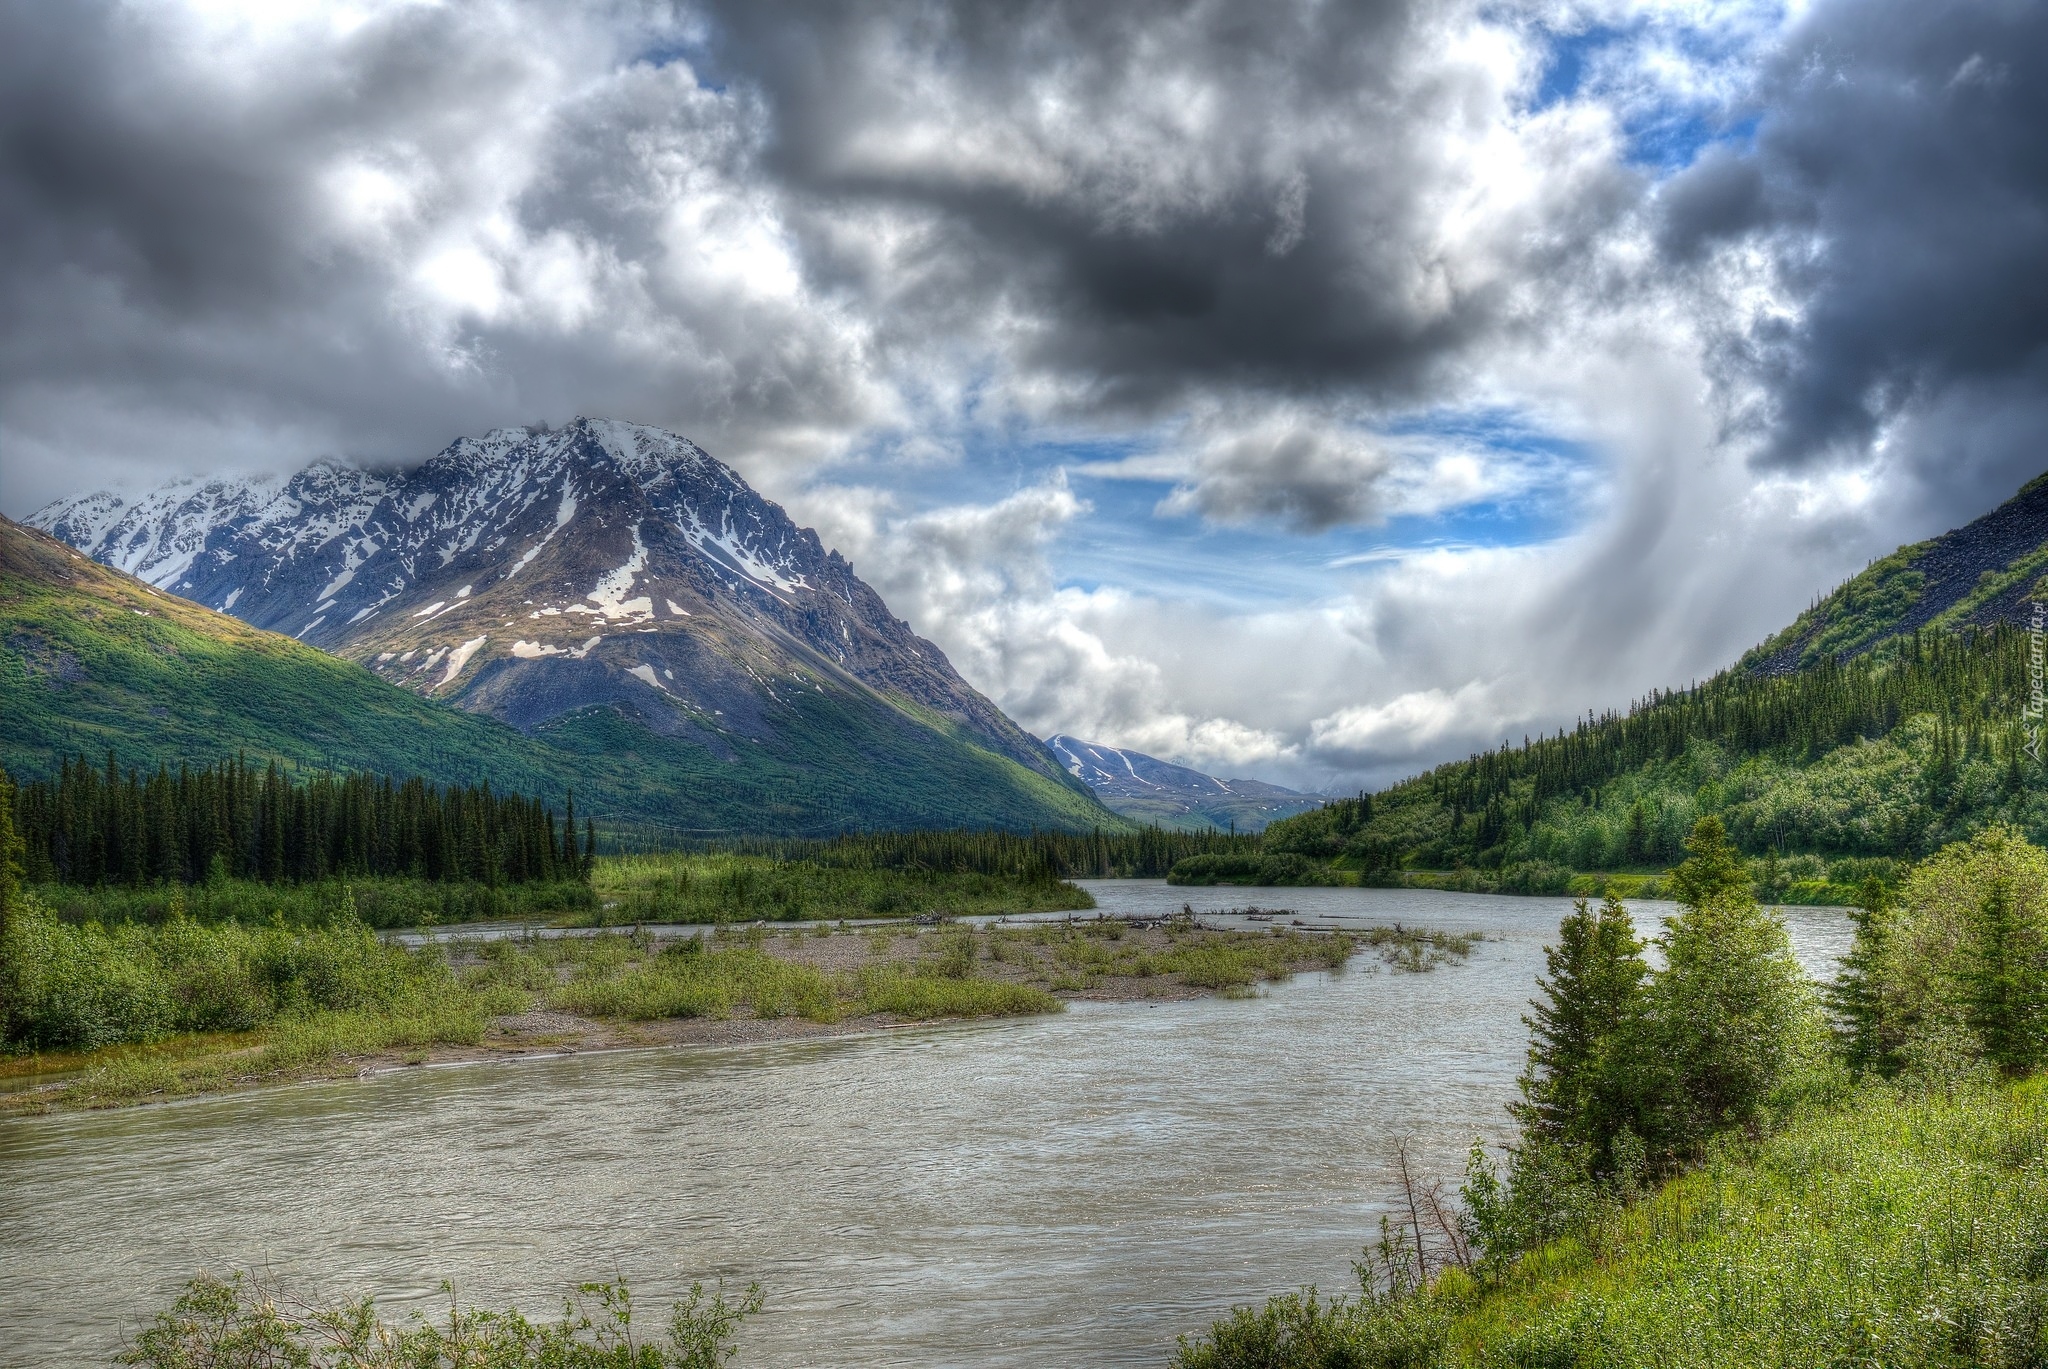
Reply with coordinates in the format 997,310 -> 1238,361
3,0 -> 2046,792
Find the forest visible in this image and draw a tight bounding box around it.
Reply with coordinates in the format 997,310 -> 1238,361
716,825 -> 1257,881
10,753 -> 590,888
1238,625 -> 2044,898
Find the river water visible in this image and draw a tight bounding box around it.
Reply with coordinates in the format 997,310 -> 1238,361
0,884 -> 1852,1368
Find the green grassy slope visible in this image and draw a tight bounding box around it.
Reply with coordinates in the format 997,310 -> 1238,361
1179,1079 -> 2048,1368
0,517 -> 1127,835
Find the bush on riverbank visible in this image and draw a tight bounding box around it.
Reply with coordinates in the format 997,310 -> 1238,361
122,1273 -> 761,1369
0,893 -> 444,1050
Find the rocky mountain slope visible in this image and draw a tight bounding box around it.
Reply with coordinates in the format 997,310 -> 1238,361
1746,472 -> 2048,674
1046,734 -> 1330,832
29,419 -> 1108,831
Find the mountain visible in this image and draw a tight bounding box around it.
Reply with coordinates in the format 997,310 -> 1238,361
12,422 -> 1125,834
1255,471 -> 2048,897
30,418 -> 1069,786
1746,472 -> 2048,674
1047,735 -> 1330,832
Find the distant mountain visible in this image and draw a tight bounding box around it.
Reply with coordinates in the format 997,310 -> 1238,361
1046,735 -> 1330,832
1747,472 -> 2048,674
17,420 -> 1123,834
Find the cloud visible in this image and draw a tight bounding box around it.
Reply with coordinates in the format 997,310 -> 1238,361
1656,0 -> 2048,519
0,0 -> 883,510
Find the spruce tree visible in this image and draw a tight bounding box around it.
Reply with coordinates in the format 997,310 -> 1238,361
0,767 -> 20,944
1639,851 -> 1821,1155
1665,816 -> 1750,909
0,766 -> 22,1038
1514,894 -> 1648,1177
1825,875 -> 1897,1077
1964,876 -> 2048,1076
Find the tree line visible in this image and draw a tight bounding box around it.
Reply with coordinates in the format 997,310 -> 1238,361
8,754 -> 592,888
1264,624 -> 2040,872
720,825 -> 1258,881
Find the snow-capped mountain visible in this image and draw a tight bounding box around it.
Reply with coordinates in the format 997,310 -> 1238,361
1046,735 -> 1331,832
33,418 -> 1076,789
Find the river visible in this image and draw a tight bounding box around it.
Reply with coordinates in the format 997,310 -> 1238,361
0,884 -> 1852,1367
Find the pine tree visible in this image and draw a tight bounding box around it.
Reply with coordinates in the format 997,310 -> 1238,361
1665,816 -> 1750,910
0,766 -> 23,1036
0,766 -> 21,943
1964,876 -> 2048,1076
1514,894 -> 1649,1177
1638,874 -> 1821,1155
1825,875 -> 1897,1077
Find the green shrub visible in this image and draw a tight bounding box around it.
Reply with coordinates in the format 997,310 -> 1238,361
1,897 -> 441,1051
1870,825 -> 2048,1075
855,967 -> 1059,1020
121,1273 -> 761,1369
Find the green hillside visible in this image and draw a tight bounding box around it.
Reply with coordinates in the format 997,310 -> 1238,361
1245,469 -> 2048,900
0,517 -> 1124,836
1258,627 -> 2042,899
1747,470 -> 2048,673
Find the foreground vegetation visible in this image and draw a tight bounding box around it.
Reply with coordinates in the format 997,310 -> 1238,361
1178,1077 -> 2048,1369
1176,816 -> 2048,1368
123,1274 -> 761,1369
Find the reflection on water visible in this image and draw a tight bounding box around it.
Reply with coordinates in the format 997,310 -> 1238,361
0,884 -> 1849,1368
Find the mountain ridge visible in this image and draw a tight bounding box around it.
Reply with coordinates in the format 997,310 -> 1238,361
1746,471 -> 2048,674
1047,734 -> 1330,832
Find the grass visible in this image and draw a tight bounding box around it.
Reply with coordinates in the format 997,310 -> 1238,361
587,851 -> 1095,925
0,910 -> 1076,1112
1177,1077 -> 2048,1368
970,918 -> 1458,995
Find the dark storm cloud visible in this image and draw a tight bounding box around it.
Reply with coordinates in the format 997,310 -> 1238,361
698,0 -> 1632,413
1659,0 -> 2048,514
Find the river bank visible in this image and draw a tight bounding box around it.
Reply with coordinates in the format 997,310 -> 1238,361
1,917 -> 1436,1116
